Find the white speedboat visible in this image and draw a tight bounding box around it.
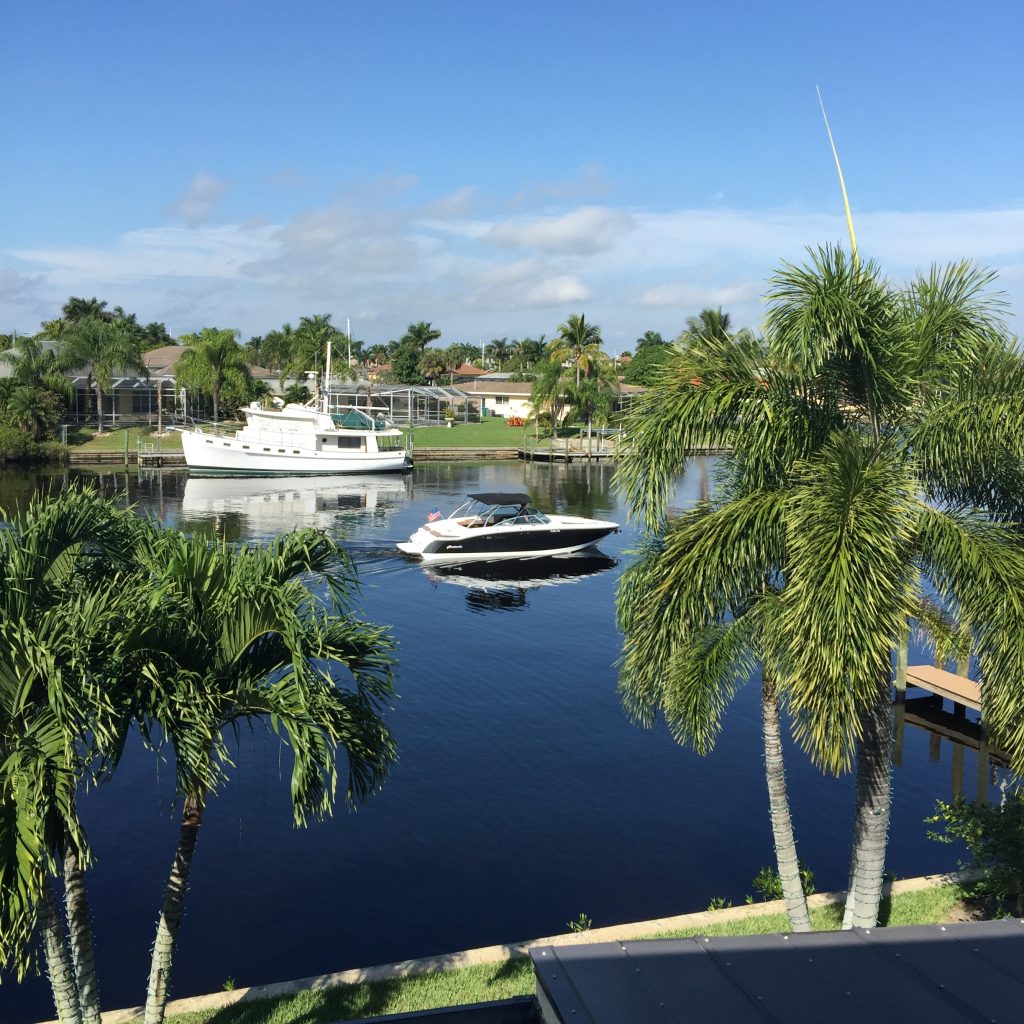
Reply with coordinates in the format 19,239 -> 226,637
397,492 -> 619,562
181,403 -> 411,474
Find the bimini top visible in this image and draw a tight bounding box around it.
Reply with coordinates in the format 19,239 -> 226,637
468,492 -> 531,506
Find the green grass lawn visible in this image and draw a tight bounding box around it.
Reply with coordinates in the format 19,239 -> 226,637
162,884 -> 967,1024
409,418 -> 541,448
66,425 -> 185,452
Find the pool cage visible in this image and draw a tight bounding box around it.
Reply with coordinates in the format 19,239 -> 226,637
325,381 -> 475,426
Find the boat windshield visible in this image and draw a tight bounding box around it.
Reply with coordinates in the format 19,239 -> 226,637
332,408 -> 392,430
445,498 -> 548,526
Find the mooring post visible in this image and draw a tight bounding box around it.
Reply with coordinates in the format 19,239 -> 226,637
893,626 -> 909,767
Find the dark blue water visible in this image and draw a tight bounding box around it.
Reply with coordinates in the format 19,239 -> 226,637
1,461 -> 984,1023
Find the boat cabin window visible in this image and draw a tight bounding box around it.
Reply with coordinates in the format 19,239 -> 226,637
336,436 -> 364,450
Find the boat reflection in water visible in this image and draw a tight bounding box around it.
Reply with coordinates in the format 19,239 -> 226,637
423,551 -> 618,613
180,474 -> 410,535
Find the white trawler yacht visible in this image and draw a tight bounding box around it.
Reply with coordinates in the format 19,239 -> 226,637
181,346 -> 411,475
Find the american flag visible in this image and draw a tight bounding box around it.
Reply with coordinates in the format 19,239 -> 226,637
427,507 -> 442,523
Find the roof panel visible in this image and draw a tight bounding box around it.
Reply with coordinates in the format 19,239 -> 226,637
534,922 -> 1024,1024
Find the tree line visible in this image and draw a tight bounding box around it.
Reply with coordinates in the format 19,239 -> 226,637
2,296 -> 719,442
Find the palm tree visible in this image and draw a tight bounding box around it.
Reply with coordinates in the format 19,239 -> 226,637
487,338 -> 510,370
401,321 -> 442,350
0,333 -> 73,438
175,328 -> 250,424
0,489 -> 144,1024
635,330 -> 666,350
549,313 -> 602,387
132,527 -> 397,1024
511,337 -> 545,370
140,322 -> 173,352
282,314 -> 355,390
682,307 -> 732,343
418,348 -> 450,385
529,357 -> 566,439
617,246 -> 1024,929
564,354 -> 619,452
59,317 -> 147,432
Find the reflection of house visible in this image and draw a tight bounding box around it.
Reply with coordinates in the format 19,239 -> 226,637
67,345 -> 279,425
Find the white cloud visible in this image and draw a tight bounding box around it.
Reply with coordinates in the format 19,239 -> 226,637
163,172 -> 231,226
488,206 -> 636,255
639,280 -> 762,308
3,195 -> 1021,342
524,276 -> 591,306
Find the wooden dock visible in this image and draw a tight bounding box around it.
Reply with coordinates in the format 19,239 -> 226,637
904,664 -> 980,711
896,664 -> 993,802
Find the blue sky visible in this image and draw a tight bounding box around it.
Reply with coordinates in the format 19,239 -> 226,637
4,0 -> 1022,352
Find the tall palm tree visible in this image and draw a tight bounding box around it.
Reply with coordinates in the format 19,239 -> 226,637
511,337 -> 545,370
132,527 -> 397,1024
564,353 -> 619,452
59,317 -> 147,432
617,246 -> 1024,929
282,314 -> 354,389
175,328 -> 250,424
401,321 -> 442,350
682,307 -> 732,342
487,338 -> 510,370
0,489 -> 144,1024
549,313 -> 602,387
529,357 -> 566,439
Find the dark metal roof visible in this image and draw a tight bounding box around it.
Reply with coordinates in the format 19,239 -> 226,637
531,920 -> 1024,1023
469,492 -> 530,506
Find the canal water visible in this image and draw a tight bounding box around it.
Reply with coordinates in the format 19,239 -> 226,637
1,461 -> 985,1022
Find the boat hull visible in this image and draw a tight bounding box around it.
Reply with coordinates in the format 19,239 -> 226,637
181,430 -> 410,475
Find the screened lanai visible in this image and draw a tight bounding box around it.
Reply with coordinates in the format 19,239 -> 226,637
325,381 -> 474,425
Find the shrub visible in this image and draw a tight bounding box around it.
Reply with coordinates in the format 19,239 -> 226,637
751,862 -> 815,901
506,416 -> 526,427
928,793 -> 1024,914
0,425 -> 35,461
36,440 -> 69,463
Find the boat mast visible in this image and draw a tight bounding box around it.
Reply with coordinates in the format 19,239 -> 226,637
323,330 -> 332,413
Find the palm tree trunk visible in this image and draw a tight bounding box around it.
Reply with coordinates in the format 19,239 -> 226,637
212,390 -> 219,426
144,793 -> 204,1024
39,876 -> 82,1024
762,675 -> 811,932
64,847 -> 101,1024
94,384 -> 103,433
841,683 -> 893,929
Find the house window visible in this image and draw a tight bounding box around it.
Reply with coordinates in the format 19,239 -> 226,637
131,389 -> 156,413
